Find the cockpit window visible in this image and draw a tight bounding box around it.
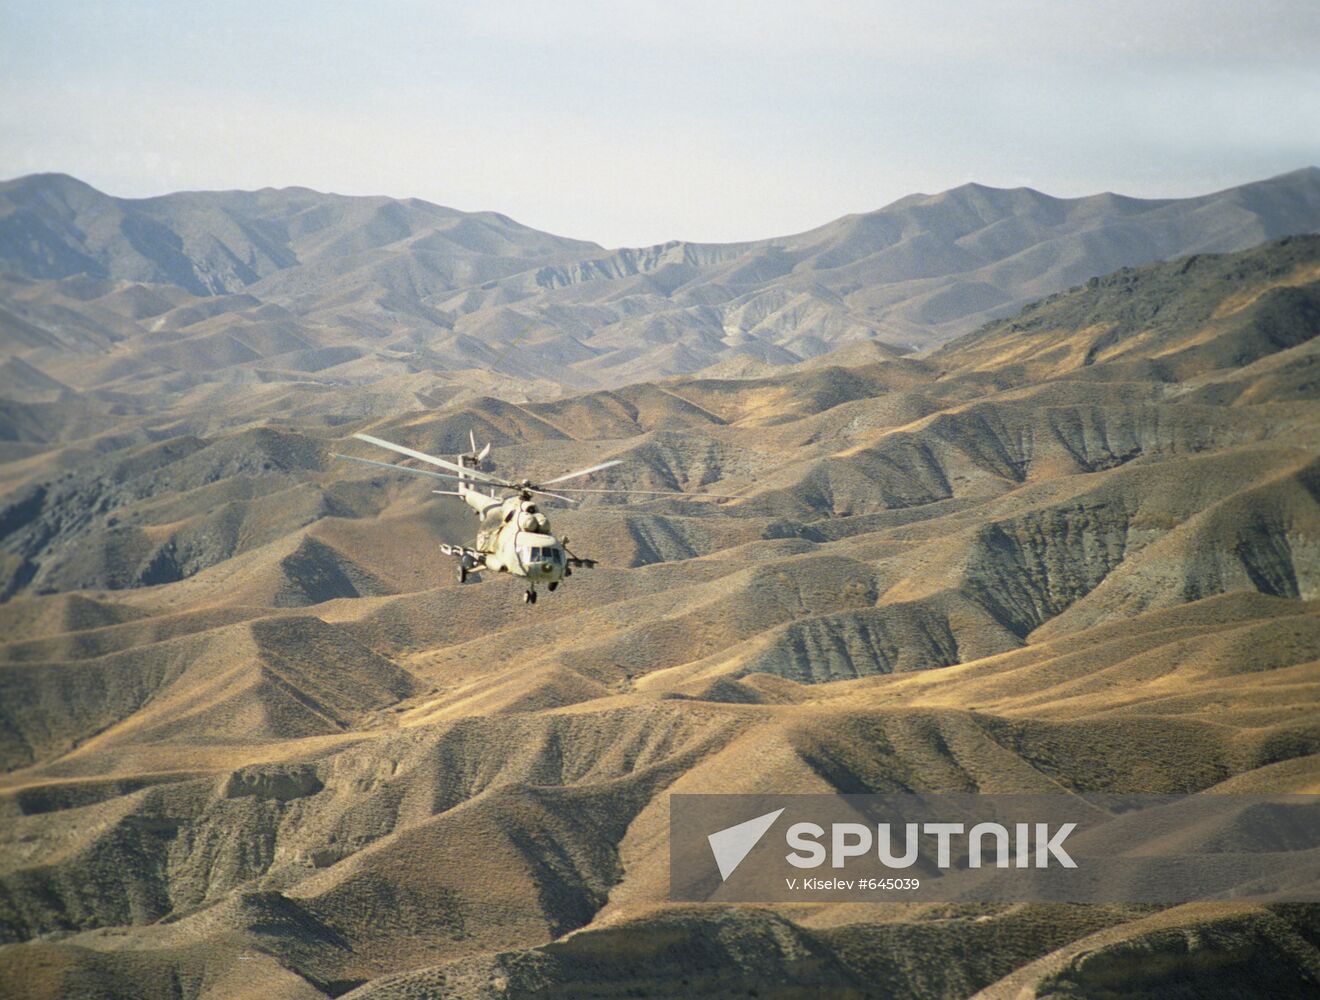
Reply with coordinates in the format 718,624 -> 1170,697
519,545 -> 560,565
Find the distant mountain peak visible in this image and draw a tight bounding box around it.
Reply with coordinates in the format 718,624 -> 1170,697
2,168 -> 1319,391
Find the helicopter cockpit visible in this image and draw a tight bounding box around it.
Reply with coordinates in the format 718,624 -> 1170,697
516,536 -> 565,574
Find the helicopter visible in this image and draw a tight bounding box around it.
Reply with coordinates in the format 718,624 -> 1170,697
334,431 -> 732,604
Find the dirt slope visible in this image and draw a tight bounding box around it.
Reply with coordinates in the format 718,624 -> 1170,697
1,236 -> 1318,998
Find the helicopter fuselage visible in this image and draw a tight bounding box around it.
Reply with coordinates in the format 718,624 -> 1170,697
462,485 -> 567,586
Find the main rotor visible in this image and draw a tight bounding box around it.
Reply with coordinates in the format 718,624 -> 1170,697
334,432 -> 735,504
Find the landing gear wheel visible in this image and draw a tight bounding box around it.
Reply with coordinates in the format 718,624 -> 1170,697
524,589 -> 537,604
548,581 -> 558,592
458,565 -> 468,584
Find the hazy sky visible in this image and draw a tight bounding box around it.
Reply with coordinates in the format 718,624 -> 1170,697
2,1 -> 1318,247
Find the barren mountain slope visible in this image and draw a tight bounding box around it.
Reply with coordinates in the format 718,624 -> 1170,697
1,237 -> 1319,998
2,168 -> 1318,426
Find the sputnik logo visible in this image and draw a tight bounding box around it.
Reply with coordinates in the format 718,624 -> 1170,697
707,808 -> 785,881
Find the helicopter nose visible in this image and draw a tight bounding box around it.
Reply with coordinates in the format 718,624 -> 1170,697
540,561 -> 553,574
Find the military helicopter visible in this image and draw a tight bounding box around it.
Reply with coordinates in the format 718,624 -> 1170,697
335,431 -> 731,604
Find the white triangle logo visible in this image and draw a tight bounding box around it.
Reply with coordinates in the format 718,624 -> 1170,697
707,808 -> 785,881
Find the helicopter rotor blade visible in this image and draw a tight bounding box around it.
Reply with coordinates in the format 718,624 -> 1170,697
338,451 -> 596,509
526,487 -> 581,503
544,486 -> 739,499
540,459 -> 624,486
334,453 -> 469,484
334,453 -> 520,490
351,433 -> 505,484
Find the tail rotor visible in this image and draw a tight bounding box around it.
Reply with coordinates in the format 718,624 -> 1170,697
459,429 -> 492,472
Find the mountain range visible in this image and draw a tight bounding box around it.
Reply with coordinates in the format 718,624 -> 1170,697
0,219 -> 1318,998
2,167 -> 1319,417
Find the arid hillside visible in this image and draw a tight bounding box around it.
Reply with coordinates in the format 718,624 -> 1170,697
2,167 -> 1318,417
0,235 -> 1318,998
